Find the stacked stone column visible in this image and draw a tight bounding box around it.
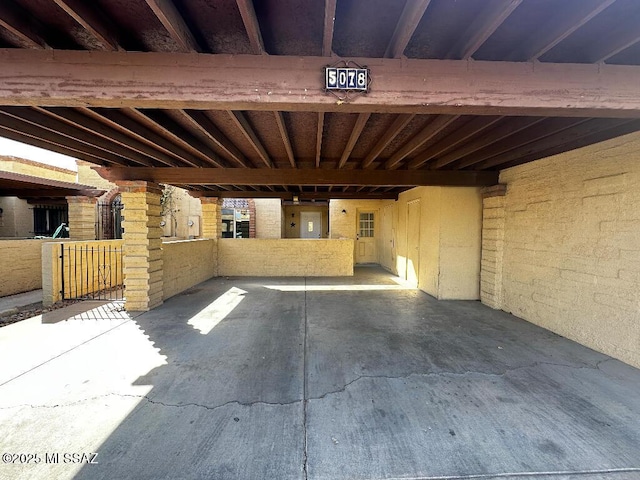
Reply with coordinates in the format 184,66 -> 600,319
66,196 -> 97,240
200,197 -> 222,239
480,184 -> 507,310
118,181 -> 163,311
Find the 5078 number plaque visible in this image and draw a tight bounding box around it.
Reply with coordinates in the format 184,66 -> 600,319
325,67 -> 369,92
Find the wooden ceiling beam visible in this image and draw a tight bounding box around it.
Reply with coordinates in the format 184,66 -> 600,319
94,167 -> 498,187
477,118 -> 636,170
2,50 -> 640,117
0,125 -> 111,166
173,109 -> 249,167
385,115 -> 459,170
527,0 -> 617,61
593,31 -> 640,64
315,112 -> 324,168
384,0 -> 432,58
0,2 -> 47,49
408,116 -> 503,169
143,0 -> 200,53
35,107 -> 178,167
125,108 -> 224,168
430,117 -> 546,170
274,111 -> 296,168
449,0 -> 523,59
52,0 -> 119,51
456,117 -> 590,169
0,108 -> 136,166
338,113 -> 370,168
361,114 -> 414,169
322,0 -> 337,56
228,111 -> 273,168
236,0 -> 265,55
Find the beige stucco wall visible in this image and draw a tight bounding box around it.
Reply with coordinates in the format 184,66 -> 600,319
395,187 -> 482,300
162,187 -> 202,238
76,160 -> 115,191
0,239 -> 51,296
491,131 -> 640,368
254,199 -> 282,238
162,239 -> 217,300
0,197 -> 32,237
218,239 -> 354,276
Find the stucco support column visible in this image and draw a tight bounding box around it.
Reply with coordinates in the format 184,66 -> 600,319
200,197 -> 222,239
118,181 -> 163,312
66,196 -> 96,240
480,184 -> 507,310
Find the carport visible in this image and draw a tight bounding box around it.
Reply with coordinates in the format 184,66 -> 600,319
0,1 -> 639,478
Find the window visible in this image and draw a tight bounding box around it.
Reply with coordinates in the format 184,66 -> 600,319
359,212 -> 374,238
221,208 -> 250,238
33,205 -> 68,236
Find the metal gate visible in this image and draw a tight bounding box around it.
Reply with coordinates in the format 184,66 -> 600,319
60,243 -> 124,301
96,197 -> 123,240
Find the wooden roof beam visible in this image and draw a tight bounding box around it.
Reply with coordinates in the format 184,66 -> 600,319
52,0 -> 120,51
143,0 -> 200,53
236,0 -> 265,55
361,114 -> 414,169
95,167 -> 498,187
338,113 -> 370,168
322,0 -> 337,56
173,109 -> 249,167
274,111 -> 296,168
384,0 -> 432,58
35,107 -> 179,167
228,111 -> 273,168
0,1 -> 47,48
384,115 -> 459,170
527,0 -> 617,61
593,30 -> 640,63
3,50 -> 640,117
125,108 -> 225,168
449,0 -> 523,59
408,116 -> 503,169
315,112 -> 324,168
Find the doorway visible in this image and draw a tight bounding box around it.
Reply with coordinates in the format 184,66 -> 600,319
300,211 -> 322,239
356,211 -> 377,264
406,200 -> 421,286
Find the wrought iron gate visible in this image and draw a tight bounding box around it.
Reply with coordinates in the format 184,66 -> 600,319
97,197 -> 123,240
60,243 -> 124,301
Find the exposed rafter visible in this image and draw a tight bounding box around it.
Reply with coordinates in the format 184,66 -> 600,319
125,108 -> 224,168
95,167 -> 498,187
527,0 -> 617,60
384,115 -> 459,170
228,111 -> 273,168
3,50 -> 639,117
449,0 -> 523,59
189,190 -> 398,200
172,109 -> 249,167
0,2 -> 47,48
594,31 -> 640,64
361,114 -> 414,169
274,111 -> 296,168
52,0 -> 119,51
143,0 -> 200,52
322,0 -> 337,56
407,116 -> 503,169
236,0 -> 265,55
338,113 -> 370,168
315,112 -> 325,168
384,0 -> 432,58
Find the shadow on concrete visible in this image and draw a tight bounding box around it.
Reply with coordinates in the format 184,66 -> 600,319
61,267 -> 640,480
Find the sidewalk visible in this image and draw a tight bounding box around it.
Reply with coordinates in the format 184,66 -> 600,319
0,289 -> 42,318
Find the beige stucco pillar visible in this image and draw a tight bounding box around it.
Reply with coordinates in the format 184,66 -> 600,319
118,181 -> 163,312
66,196 -> 96,240
200,197 -> 222,239
480,185 -> 507,310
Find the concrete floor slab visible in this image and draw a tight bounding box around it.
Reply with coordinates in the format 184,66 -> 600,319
0,268 -> 638,480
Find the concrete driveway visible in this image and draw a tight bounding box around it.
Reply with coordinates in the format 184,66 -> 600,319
0,267 -> 639,480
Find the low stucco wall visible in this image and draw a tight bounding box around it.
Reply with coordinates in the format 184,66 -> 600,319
0,239 -> 50,297
162,239 -> 217,300
218,239 -> 354,276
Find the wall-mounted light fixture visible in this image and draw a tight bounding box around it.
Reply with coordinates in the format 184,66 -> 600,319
341,209 -> 347,215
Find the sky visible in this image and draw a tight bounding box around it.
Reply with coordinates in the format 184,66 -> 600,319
0,137 -> 78,171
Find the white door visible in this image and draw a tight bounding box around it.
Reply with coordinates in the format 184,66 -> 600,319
356,211 -> 377,264
300,212 -> 321,238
